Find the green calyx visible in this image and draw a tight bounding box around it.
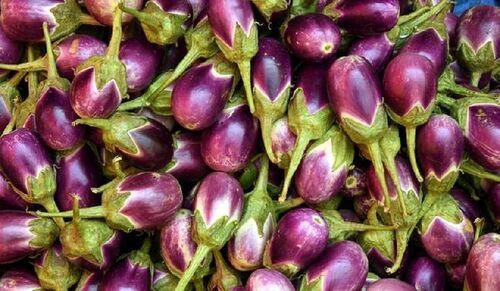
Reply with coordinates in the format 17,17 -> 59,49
358,220 -> 396,265
457,40 -> 497,76
102,185 -> 135,232
128,237 -> 152,268
208,250 -> 242,291
340,105 -> 387,145
0,72 -> 23,116
420,193 -> 464,232
251,0 -> 289,21
451,97 -> 499,133
28,217 -> 59,250
425,168 -> 460,195
49,0 -> 88,41
25,166 -> 57,206
437,68 -> 493,99
193,211 -> 239,250
35,246 -> 82,291
40,22 -> 70,92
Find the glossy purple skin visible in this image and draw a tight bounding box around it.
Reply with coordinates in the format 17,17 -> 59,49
162,42 -> 187,71
331,0 -> 400,36
0,172 -> 28,210
246,269 -> 294,291
56,34 -> 107,80
327,55 -> 383,125
55,144 -> 102,211
366,247 -> 396,278
0,128 -> 53,194
171,61 -> 234,131
367,278 -> 416,291
444,13 -> 458,49
487,183 -> 500,223
194,172 -> 244,228
117,172 -> 182,229
0,93 -> 11,133
296,64 -> 331,114
201,104 -> 258,173
186,0 -> 207,22
67,230 -> 123,271
465,103 -> 500,171
340,166 -> 367,198
284,13 -> 341,62
70,67 -> 122,118
265,208 -> 329,273
445,262 -> 465,289
0,268 -> 41,290
166,132 -> 210,183
383,53 -> 436,117
119,37 -> 162,93
207,0 -> 254,48
271,117 -> 297,161
450,188 -> 482,222
399,28 -> 447,75
137,108 -> 175,131
77,272 -> 102,291
348,33 -> 394,72
160,209 -> 197,275
100,256 -> 150,291
252,37 -> 292,101
35,87 -> 85,151
449,61 -> 491,88
416,115 -> 464,180
353,194 -> 375,220
403,256 -> 446,291
0,0 -> 60,42
154,0 -> 192,17
0,25 -> 22,79
303,241 -> 368,291
465,233 -> 500,291
84,0 -> 145,26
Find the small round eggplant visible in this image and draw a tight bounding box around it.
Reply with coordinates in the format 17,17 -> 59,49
464,233 -> 500,291
0,25 -> 22,79
367,278 -> 417,291
398,27 -> 447,74
84,0 -> 144,26
0,268 -> 41,290
445,262 -> 466,290
403,256 -> 446,291
246,269 -> 294,291
270,116 -> 297,169
340,166 -> 368,198
34,243 -> 81,291
358,227 -> 396,277
348,33 -> 394,72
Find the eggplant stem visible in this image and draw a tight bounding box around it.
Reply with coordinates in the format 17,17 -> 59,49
42,23 -> 58,80
107,5 -> 124,59
2,98 -> 19,136
79,13 -> 102,26
384,158 -> 408,218
73,118 -> 109,129
7,71 -> 28,87
254,155 -> 269,193
193,280 -> 204,291
175,244 -> 211,291
460,159 -> 500,182
279,132 -> 311,202
0,57 -> 47,72
406,127 -> 423,183
473,218 -> 485,241
436,94 -> 457,109
237,60 -> 255,113
41,199 -> 66,229
275,197 -> 305,215
36,205 -> 105,219
367,142 -> 392,214
259,115 -> 278,164
470,72 -> 481,88
116,95 -> 147,111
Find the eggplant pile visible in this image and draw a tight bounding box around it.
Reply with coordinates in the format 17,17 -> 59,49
0,0 -> 499,290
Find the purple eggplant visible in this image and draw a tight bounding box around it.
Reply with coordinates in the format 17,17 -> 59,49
0,268 -> 41,290
208,0 -> 258,113
0,71 -> 24,136
358,226 -> 397,277
445,262 -> 465,290
252,37 -> 292,163
171,55 -> 238,131
119,0 -> 191,45
464,233 -> 500,291
353,194 -> 376,220
383,52 -> 437,182
100,238 -> 151,291
0,211 -> 58,264
165,131 -> 210,183
403,256 -> 446,291
279,64 -> 334,202
300,241 -> 368,291
0,0 -> 100,42
137,107 -> 175,131
341,166 -> 368,198
152,264 -> 183,291
34,243 -> 82,290
160,209 -> 212,280
444,12 -> 458,46
76,271 -> 102,291
416,114 -> 464,195
0,25 -> 22,79
84,0 -> 144,26
0,172 -> 28,210
208,250 -> 242,291
70,6 -> 128,119
263,207 -> 329,276
245,269 -> 294,291
456,5 -> 500,86
487,183 -> 500,224
119,37 -> 162,92
175,172 -> 243,291
419,193 -> 474,264
294,125 -> 354,204
348,34 -> 394,72
201,100 -> 259,173
450,188 -> 482,222
323,0 -> 400,36
368,278 -> 417,291
271,116 -> 297,169
74,112 -> 173,170
284,13 -> 341,62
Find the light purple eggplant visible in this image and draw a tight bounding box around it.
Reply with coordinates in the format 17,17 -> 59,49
208,0 -> 258,113
245,269 -> 294,291
41,172 -> 183,232
348,34 -> 394,72
0,71 -> 25,133
419,193 -> 474,264
445,262 -> 465,290
464,233 -> 500,291
284,13 -> 341,62
34,242 -> 82,290
208,250 -> 243,291
450,188 -> 482,222
0,268 -> 41,290
0,172 -> 28,210
444,12 -> 458,47
487,183 -> 500,224
84,0 -> 144,26
201,101 -> 259,173
70,7 -> 128,119
340,166 -> 368,198
174,172 -> 243,291
263,207 -> 329,276
119,37 -> 162,92
165,131 -> 210,183
403,256 -> 446,291
271,116 -> 297,169
367,278 -> 417,291
300,241 -> 368,291
99,238 -> 152,291
119,0 -> 191,45
323,0 -> 400,36
0,0 -> 101,42
252,37 -> 292,163
171,55 -> 238,131
76,271 -> 102,291
416,114 -> 464,195
0,25 -> 22,79
0,210 -> 58,264
383,52 -> 437,182
294,125 -> 354,204
456,5 -> 500,86
279,64 -> 334,202
74,112 -> 174,170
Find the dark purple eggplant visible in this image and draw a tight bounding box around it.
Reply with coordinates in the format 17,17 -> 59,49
348,34 -> 394,72
487,183 -> 500,224
76,271 -> 102,291
245,269 -> 294,291
403,256 -> 446,291
0,172 -> 28,210
340,166 -> 368,198
34,242 -> 81,290
0,25 -> 22,79
0,268 -> 41,290
208,250 -> 242,291
464,233 -> 500,291
84,0 -> 144,26
450,188 -> 482,222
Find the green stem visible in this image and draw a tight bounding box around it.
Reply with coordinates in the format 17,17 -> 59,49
193,280 -> 204,291
42,23 -> 58,80
330,221 -> 396,232
436,94 -> 457,110
161,47 -> 201,91
0,57 -> 46,72
473,218 -> 485,241
79,13 -> 102,26
116,95 -> 147,111
237,60 -> 255,113
367,142 -> 392,214
41,199 -> 66,229
274,197 -> 305,215
1,100 -> 18,135
406,127 -> 423,183
460,159 -> 500,182
439,81 -> 492,99
175,244 -> 211,291
7,71 -> 27,87
279,132 -> 311,202
259,115 -> 278,164
384,158 -> 408,218
387,226 -> 414,274
119,3 -> 160,28
470,72 -> 481,88
73,118 -> 110,129
107,6 -> 124,59
37,205 -> 104,219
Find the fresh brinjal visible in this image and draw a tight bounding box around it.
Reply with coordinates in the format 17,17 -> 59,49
403,256 -> 446,291
0,172 -> 28,210
270,116 -> 297,170
245,268 -> 294,291
0,25 -> 22,80
84,0 -> 144,26
464,233 -> 500,291
208,250 -> 242,291
0,268 -> 41,290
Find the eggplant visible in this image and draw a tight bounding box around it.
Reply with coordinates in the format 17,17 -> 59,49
403,256 -> 446,291
84,0 -> 144,26
270,116 -> 297,169
367,278 -> 417,291
208,250 -> 242,291
348,34 -> 394,72
0,172 -> 28,210
450,188 -> 482,222
340,166 -> 367,198
0,268 -> 41,290
0,25 -> 22,79
245,269 -> 294,291
0,71 -> 25,133
464,233 -> 500,291
487,183 -> 500,224
76,271 -> 102,291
